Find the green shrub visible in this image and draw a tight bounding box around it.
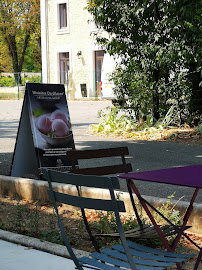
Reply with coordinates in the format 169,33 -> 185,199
199,124 -> 202,136
153,193 -> 182,226
0,74 -> 41,87
22,75 -> 41,85
0,76 -> 15,87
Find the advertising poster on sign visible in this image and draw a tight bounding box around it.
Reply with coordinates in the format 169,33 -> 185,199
26,83 -> 75,170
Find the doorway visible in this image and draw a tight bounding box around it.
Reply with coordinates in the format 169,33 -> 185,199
95,50 -> 104,96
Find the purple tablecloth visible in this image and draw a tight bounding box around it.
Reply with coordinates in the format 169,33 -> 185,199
119,165 -> 202,188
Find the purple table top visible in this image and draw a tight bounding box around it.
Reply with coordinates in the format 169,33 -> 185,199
119,165 -> 202,189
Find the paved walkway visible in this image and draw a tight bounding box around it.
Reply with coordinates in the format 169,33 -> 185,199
0,239 -> 87,270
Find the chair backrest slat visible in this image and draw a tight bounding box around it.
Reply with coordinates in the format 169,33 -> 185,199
70,164 -> 132,176
67,147 -> 129,160
48,190 -> 126,212
66,146 -> 132,177
42,169 -> 121,189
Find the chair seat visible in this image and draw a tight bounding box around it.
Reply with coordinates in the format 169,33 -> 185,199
79,240 -> 195,270
95,224 -> 191,239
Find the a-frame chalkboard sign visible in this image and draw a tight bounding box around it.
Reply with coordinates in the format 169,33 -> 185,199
10,83 -> 76,179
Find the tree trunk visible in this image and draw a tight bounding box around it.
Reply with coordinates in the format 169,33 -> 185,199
5,33 -> 30,85
188,64 -> 202,123
153,69 -> 160,120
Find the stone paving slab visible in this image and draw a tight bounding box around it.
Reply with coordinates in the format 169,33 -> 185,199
0,239 -> 88,270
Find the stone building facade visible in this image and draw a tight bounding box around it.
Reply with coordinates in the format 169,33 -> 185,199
40,0 -> 112,99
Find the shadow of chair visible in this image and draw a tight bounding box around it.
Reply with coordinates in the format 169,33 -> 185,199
42,169 -> 195,270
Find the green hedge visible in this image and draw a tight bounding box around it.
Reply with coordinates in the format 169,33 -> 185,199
0,76 -> 15,87
0,75 -> 41,87
22,75 -> 41,85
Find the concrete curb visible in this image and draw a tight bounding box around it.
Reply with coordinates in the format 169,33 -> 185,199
0,229 -> 89,258
0,175 -> 201,234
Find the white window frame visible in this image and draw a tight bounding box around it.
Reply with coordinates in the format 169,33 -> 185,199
56,0 -> 69,34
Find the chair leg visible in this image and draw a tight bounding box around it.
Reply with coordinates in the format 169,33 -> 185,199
127,180 -> 143,229
194,249 -> 202,270
76,185 -> 100,252
180,261 -> 186,270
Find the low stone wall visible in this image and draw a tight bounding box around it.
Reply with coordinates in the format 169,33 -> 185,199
0,86 -> 25,93
0,175 -> 201,234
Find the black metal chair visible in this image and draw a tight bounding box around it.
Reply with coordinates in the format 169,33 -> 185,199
42,169 -> 195,270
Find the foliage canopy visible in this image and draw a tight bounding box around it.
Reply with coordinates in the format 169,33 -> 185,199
87,0 -> 202,123
0,0 -> 41,75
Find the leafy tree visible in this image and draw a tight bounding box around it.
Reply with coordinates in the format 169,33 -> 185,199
87,0 -> 202,123
0,0 -> 40,82
23,35 -> 41,72
0,34 -> 12,72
